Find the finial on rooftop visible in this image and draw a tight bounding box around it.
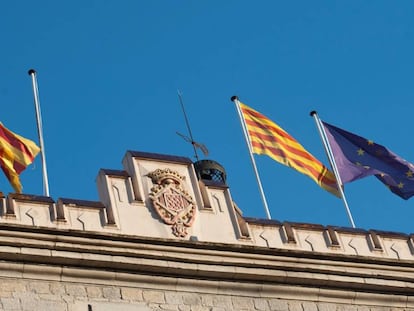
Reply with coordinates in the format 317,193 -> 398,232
230,95 -> 239,102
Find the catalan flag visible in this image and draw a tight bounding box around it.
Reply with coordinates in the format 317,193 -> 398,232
239,102 -> 339,197
322,121 -> 414,199
0,123 -> 40,193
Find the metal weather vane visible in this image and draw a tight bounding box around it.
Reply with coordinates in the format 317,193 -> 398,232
176,90 -> 209,161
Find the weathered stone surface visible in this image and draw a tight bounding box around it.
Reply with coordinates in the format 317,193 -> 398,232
317,302 -> 337,311
182,293 -> 202,306
254,298 -> 270,311
121,288 -> 143,301
164,291 -> 183,305
158,304 -> 179,311
65,285 -> 87,297
102,287 -> 121,300
86,286 -> 103,299
336,305 -> 358,311
232,296 -> 255,309
142,290 -> 165,304
27,282 -> 50,294
211,296 -> 232,309
269,299 -> 289,311
21,300 -> 67,311
288,301 -> 303,311
49,283 -> 65,295
0,281 -> 25,293
188,306 -> 210,311
0,298 -> 21,311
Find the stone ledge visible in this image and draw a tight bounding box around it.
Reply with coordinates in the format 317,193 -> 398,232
0,224 -> 412,297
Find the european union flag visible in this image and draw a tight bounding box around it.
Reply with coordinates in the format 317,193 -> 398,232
322,121 -> 414,200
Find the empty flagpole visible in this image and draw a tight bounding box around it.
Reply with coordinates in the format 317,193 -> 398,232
310,111 -> 356,228
231,96 -> 272,220
28,69 -> 50,197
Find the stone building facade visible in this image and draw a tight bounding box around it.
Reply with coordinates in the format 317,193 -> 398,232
0,150 -> 412,310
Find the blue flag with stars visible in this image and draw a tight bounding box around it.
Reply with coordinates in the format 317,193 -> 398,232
322,121 -> 414,200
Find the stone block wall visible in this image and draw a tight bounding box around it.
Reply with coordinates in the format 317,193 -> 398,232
0,278 -> 411,311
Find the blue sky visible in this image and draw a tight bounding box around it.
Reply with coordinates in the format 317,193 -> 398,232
1,1 -> 414,233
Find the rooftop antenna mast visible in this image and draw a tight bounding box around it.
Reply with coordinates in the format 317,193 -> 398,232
176,90 -> 208,161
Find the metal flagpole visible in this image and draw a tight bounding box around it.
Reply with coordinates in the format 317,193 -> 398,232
310,111 -> 356,228
28,69 -> 50,197
231,96 -> 272,220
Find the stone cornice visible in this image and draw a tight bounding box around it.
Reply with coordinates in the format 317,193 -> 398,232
0,223 -> 413,300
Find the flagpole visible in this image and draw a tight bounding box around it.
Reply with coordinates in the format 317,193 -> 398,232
28,69 -> 50,197
310,111 -> 356,228
231,96 -> 272,220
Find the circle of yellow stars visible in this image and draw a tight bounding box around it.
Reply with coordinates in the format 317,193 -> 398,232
353,139 -> 414,191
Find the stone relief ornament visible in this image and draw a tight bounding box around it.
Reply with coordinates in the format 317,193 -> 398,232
147,168 -> 196,237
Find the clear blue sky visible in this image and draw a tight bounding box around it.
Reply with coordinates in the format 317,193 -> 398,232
1,1 -> 414,233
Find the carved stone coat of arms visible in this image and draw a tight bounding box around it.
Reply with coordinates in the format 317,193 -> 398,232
147,168 -> 196,237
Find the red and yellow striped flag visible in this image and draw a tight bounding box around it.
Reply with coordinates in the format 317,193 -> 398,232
0,123 -> 40,193
239,102 -> 339,197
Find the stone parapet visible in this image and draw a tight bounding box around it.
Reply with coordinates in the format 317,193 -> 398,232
0,150 -> 411,263
0,150 -> 412,309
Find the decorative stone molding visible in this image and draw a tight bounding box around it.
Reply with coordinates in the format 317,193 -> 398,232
324,226 -> 341,248
148,168 -> 196,238
0,223 -> 413,308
